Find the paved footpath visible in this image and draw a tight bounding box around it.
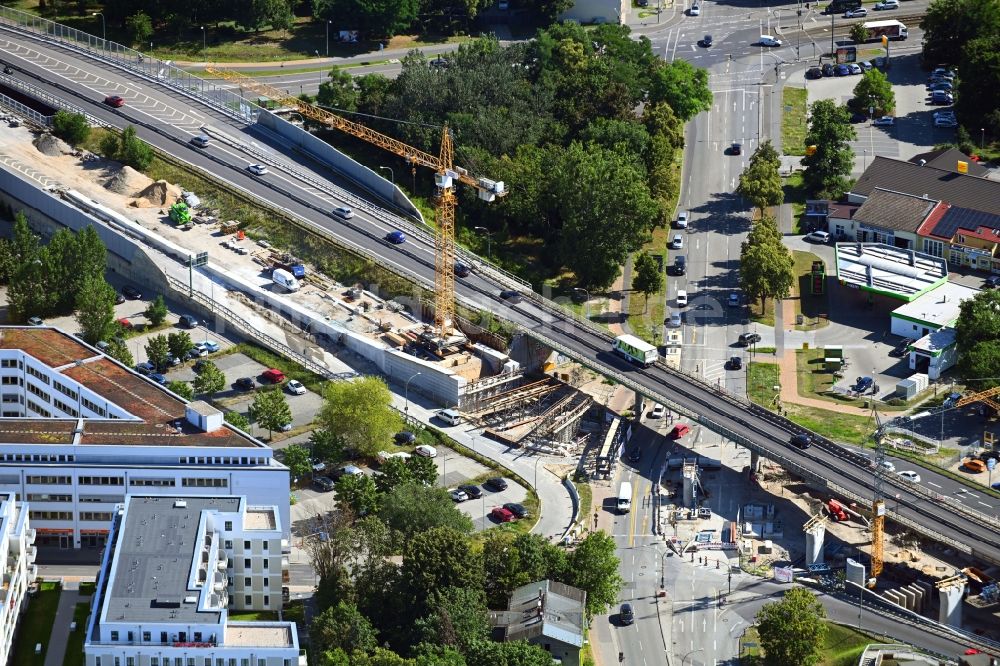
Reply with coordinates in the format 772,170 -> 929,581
44,581 -> 82,666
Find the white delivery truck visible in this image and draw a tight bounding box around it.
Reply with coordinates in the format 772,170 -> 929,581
272,268 -> 300,292
613,334 -> 658,367
617,481 -> 632,514
862,20 -> 908,41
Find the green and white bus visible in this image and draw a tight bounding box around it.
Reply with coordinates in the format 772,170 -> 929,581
613,334 -> 658,367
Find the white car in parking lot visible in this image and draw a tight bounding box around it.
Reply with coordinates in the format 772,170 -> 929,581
806,230 -> 830,243
872,115 -> 895,126
285,379 -> 307,395
934,116 -> 958,127
415,444 -> 438,458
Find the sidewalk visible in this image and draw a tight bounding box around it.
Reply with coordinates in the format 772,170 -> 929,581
172,42 -> 464,70
776,300 -> 870,416
44,581 -> 82,666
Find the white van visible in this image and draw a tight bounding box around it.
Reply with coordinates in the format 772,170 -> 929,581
617,481 -> 632,514
272,268 -> 300,292
437,409 -> 462,426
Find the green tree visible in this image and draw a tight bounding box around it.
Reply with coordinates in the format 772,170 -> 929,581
407,455 -> 438,487
225,410 -> 251,431
849,22 -> 869,44
956,290 -> 1000,388
649,59 -> 713,121
282,444 -> 313,480
167,331 -> 195,361
413,586 -> 489,653
464,639 -> 555,666
105,125 -> 154,171
250,388 -> 292,438
145,334 -> 171,372
145,295 -> 168,326
565,531 -> 623,618
376,456 -> 414,493
920,0 -> 1000,69
317,67 -> 359,111
335,473 -> 379,516
553,141 -> 660,288
7,253 -> 52,321
235,0 -> 293,32
851,69 -> 896,117
379,483 -> 473,538
51,111 -> 91,146
756,587 -> 827,666
631,251 -> 663,312
955,35 -> 1000,137
401,527 -> 483,615
737,141 -> 784,214
73,226 -> 108,295
105,338 -> 134,367
311,602 -> 379,656
0,239 -> 16,285
125,11 -> 153,46
74,274 -> 117,344
193,360 -> 226,398
483,531 -> 567,607
320,377 -> 403,458
801,99 -> 856,198
309,427 -> 345,464
10,212 -> 38,266
313,0 -> 420,37
167,380 -> 194,400
739,216 -> 794,312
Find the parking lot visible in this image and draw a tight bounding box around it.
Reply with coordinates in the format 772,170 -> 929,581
802,52 -> 959,170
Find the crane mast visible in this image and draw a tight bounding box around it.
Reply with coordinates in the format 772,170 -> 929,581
205,65 -> 506,336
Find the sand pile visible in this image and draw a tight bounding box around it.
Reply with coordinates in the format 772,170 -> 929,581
104,166 -> 154,196
33,133 -> 72,156
130,179 -> 182,207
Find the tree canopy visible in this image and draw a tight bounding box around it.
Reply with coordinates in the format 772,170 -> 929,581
756,588 -> 827,666
801,99 -> 856,199
737,140 -> 784,214
850,69 -> 895,117
320,376 -> 402,457
739,216 -> 794,311
956,289 -> 1000,389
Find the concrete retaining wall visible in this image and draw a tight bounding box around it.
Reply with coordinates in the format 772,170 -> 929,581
255,111 -> 421,221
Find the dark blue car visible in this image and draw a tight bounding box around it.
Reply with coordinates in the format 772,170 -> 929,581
385,230 -> 406,244
835,64 -> 851,76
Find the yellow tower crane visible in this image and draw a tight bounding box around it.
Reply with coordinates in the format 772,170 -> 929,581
205,66 -> 507,336
955,385 -> 1000,413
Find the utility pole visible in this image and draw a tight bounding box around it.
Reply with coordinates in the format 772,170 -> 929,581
830,12 -> 835,60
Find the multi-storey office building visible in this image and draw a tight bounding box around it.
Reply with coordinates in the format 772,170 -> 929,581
0,493 -> 35,666
84,495 -> 302,666
0,327 -> 289,551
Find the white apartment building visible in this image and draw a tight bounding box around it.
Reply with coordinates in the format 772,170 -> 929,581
0,493 -> 36,666
0,327 -> 290,551
84,495 -> 303,666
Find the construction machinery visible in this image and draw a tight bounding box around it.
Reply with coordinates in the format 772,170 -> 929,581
168,202 -> 192,225
954,385 -> 1000,414
204,66 -> 507,336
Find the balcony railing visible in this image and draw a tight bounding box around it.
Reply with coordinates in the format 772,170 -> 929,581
26,545 -> 36,564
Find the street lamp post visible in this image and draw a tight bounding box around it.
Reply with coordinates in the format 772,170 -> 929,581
92,12 -> 105,42
201,26 -> 207,63
474,226 -> 493,259
982,128 -> 987,151
326,20 -> 331,57
404,372 -> 422,417
379,166 -> 395,184
682,648 -> 704,665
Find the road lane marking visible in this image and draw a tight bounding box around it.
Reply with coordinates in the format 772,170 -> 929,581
927,481 -> 941,488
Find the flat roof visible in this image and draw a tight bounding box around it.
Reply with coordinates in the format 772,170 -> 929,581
835,243 -> 948,300
892,282 -> 979,329
910,327 -> 957,356
225,624 -> 293,647
244,508 -> 276,531
0,327 -> 264,448
104,496 -> 242,625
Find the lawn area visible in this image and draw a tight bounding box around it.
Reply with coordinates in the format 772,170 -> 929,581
740,621 -> 891,666
783,171 -> 809,234
574,478 -> 593,525
61,603 -> 91,666
784,402 -> 876,446
77,581 -> 95,596
748,296 -> 776,328
791,250 -> 831,331
781,87 -> 808,156
228,610 -> 280,621
11,581 -> 61,666
747,361 -> 780,407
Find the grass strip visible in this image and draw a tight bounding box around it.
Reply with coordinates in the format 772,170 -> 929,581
11,581 -> 61,666
781,87 -> 808,156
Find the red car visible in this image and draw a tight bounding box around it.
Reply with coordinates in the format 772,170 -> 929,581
491,507 -> 515,523
104,95 -> 125,107
669,424 -> 692,440
260,368 -> 286,384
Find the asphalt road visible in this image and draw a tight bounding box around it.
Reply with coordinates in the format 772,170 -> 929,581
2,13 -> 1000,572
